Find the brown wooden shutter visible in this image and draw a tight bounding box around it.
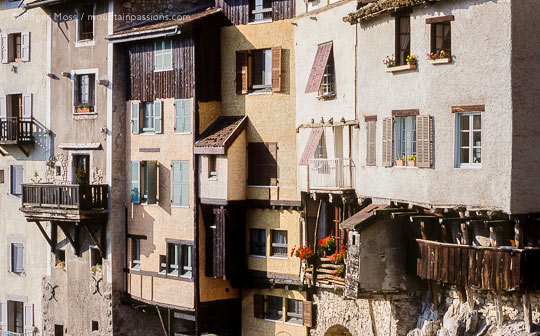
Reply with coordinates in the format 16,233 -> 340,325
416,115 -> 433,168
271,46 -> 282,92
302,301 -> 313,327
253,294 -> 265,318
366,121 -> 376,166
382,117 -> 393,167
299,128 -> 324,165
305,42 -> 333,93
236,51 -> 248,95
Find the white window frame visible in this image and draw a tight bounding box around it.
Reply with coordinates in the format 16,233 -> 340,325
251,49 -> 272,91
154,39 -> 173,72
270,230 -> 288,258
393,116 -> 416,166
67,151 -> 93,184
71,68 -> 98,114
75,4 -> 96,47
142,102 -> 155,133
455,112 -> 482,168
131,238 -> 141,270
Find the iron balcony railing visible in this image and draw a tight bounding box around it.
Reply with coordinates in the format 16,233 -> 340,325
308,158 -> 355,190
21,184 -> 109,210
0,117 -> 33,143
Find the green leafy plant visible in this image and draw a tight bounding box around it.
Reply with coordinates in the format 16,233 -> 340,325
75,163 -> 88,185
408,155 -> 416,161
30,170 -> 42,183
76,102 -> 93,109
56,259 -> 65,270
90,264 -> 102,273
383,54 -> 395,68
332,264 -> 345,278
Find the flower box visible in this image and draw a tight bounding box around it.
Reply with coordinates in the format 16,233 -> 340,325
428,58 -> 451,65
76,107 -> 91,113
395,159 -> 405,166
14,58 -> 22,62
385,64 -> 416,73
407,160 -> 417,167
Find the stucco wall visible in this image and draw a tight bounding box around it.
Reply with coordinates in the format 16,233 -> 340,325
0,4 -> 50,335
353,0 -> 513,211
242,288 -> 308,336
227,129 -> 247,200
199,154 -> 228,200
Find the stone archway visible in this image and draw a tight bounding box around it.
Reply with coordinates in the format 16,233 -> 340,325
324,325 -> 352,336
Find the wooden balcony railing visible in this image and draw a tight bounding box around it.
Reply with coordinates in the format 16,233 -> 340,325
304,256 -> 345,289
0,117 -> 33,143
308,158 -> 355,190
417,239 -> 540,291
22,184 -> 109,211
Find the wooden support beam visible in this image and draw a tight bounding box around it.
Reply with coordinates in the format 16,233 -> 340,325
523,291 -> 532,333
33,220 -> 56,252
155,306 -> 168,336
82,222 -> 104,258
51,223 -> 58,253
59,223 -> 80,256
17,144 -> 30,157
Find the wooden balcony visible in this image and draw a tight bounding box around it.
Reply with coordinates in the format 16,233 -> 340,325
304,256 -> 345,290
20,184 -> 109,222
0,117 -> 33,144
308,158 -> 355,192
417,239 -> 540,291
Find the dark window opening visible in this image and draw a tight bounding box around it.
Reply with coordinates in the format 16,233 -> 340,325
266,296 -> 283,321
78,5 -> 94,41
8,33 -> 21,62
0,169 -> 4,183
208,156 -> 217,178
431,21 -> 451,56
396,16 -> 411,65
91,321 -> 99,331
131,238 -> 141,270
247,142 -> 277,186
55,249 -> 66,266
7,300 -> 24,333
167,243 -> 179,275
271,230 -> 287,257
90,247 -> 102,268
55,324 -> 64,336
7,93 -> 22,118
286,299 -> 303,324
72,154 -> 90,184
249,228 -> 266,256
159,255 -> 167,273
75,74 -> 95,112
250,49 -> 272,91
249,0 -> 272,22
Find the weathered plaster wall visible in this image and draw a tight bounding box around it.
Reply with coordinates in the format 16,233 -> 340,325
242,288 -> 308,336
227,129 -> 247,200
509,0 -> 540,214
221,19 -> 298,201
354,0 -> 513,212
0,4 -> 50,335
246,208 -> 301,275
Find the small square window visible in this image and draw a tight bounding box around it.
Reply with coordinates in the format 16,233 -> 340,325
250,229 -> 266,257
266,296 -> 283,321
270,230 -> 287,257
91,320 -> 99,331
54,324 -> 64,336
208,156 -> 217,178
131,238 -> 141,270
55,249 -> 66,267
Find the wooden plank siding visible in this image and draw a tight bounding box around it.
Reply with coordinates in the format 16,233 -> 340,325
416,239 -> 540,291
128,37 -> 195,102
216,0 -> 294,25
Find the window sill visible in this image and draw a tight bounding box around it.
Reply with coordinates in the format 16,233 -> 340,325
208,177 -> 218,181
269,256 -> 288,260
248,19 -> 273,25
264,318 -> 283,323
171,205 -> 190,209
455,165 -> 482,169
76,40 -> 96,48
174,132 -> 192,135
248,90 -> 273,96
247,185 -> 278,188
285,321 -> 303,327
154,68 -> 174,73
249,254 -> 266,259
317,93 -> 336,101
428,58 -> 451,65
385,64 -> 416,73
392,165 -> 418,169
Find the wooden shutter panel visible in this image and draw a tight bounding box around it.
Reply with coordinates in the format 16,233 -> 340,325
182,100 -> 191,133
382,117 -> 393,167
23,303 -> 33,334
303,301 -> 313,327
1,34 -> 7,64
154,100 -> 162,134
130,161 -> 141,204
73,75 -> 79,107
13,243 -> 24,273
366,121 -> 377,166
271,46 -> 282,92
175,99 -> 191,133
22,93 -> 32,119
305,42 -> 333,93
0,95 -> 6,118
0,300 -> 7,331
21,32 -> 30,62
180,161 -> 189,207
236,51 -> 248,95
12,165 -> 23,195
146,161 -> 158,204
253,294 -> 265,318
416,115 -> 433,168
131,102 -> 140,134
172,161 -> 181,206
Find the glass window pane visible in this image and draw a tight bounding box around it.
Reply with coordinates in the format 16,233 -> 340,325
460,132 -> 469,147
460,115 -> 470,130
460,148 -> 470,164
473,148 -> 481,164
473,115 -> 481,130
264,49 -> 272,86
473,131 -> 481,147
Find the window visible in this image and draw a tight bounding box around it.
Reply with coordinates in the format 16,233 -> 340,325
393,116 -> 416,165
130,160 -> 158,204
154,39 -> 173,71
91,321 -> 99,332
431,21 -> 451,56
167,243 -> 179,275
131,100 -> 162,134
286,299 -> 303,324
78,5 -> 94,41
318,52 -> 335,97
271,230 -> 287,257
0,169 -> 4,183
456,113 -> 481,167
159,255 -> 167,273
366,120 -> 377,166
396,16 -> 411,65
1,32 -> 29,63
247,143 -> 277,186
11,243 -> 24,273
208,156 -> 217,178
75,74 -> 95,112
55,249 -> 65,267
171,161 -> 189,207
181,245 -> 193,278
251,49 -> 272,91
249,229 -> 266,256
266,296 -> 283,321
174,99 -> 191,133
55,324 -> 64,336
10,165 -> 23,195
167,243 -> 193,278
131,238 -> 140,270
7,301 -> 24,333
89,246 -> 102,268
72,154 -> 89,184
249,0 -> 272,22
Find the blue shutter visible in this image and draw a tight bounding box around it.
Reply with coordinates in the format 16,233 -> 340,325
154,41 -> 163,71
175,99 -> 191,133
12,243 -> 24,273
172,161 -> 181,206
180,161 -> 189,207
164,40 -> 173,69
131,102 -> 140,134
11,165 -> 23,195
130,161 -> 141,204
154,100 -> 162,134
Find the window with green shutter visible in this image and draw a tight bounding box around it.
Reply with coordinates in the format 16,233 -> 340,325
174,99 -> 191,133
131,101 -> 140,134
130,161 -> 141,204
172,161 -> 189,207
132,161 -> 158,204
154,39 -> 173,71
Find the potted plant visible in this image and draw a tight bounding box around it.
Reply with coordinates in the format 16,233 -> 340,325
291,245 -> 315,263
395,155 -> 405,166
383,54 -> 395,68
76,102 -> 93,113
427,50 -> 451,63
407,155 -> 417,167
75,163 -> 89,185
318,235 -> 336,256
329,244 -> 347,265
56,259 -> 66,270
406,54 -> 417,65
90,263 -> 102,274
332,264 -> 345,278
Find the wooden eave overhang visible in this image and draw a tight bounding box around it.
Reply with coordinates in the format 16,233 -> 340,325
344,0 -> 454,24
24,0 -> 73,9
